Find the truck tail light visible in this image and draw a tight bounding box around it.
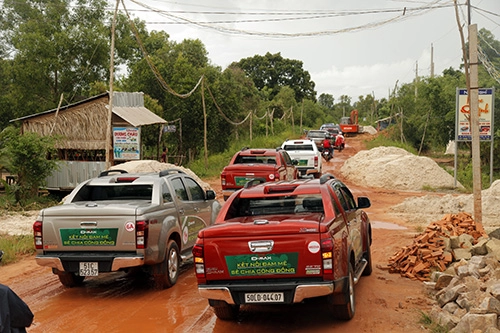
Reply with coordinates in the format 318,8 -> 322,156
192,243 -> 205,277
33,221 -> 43,249
136,220 -> 149,249
321,238 -> 333,275
314,156 -> 318,167
221,174 -> 226,186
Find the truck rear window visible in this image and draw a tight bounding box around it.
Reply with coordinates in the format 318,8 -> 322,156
225,195 -> 324,218
235,156 -> 276,164
72,185 -> 153,202
282,144 -> 314,151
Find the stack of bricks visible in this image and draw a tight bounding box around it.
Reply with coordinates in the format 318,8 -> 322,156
387,212 -> 486,281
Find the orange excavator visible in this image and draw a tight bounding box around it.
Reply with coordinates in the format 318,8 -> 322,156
339,109 -> 361,136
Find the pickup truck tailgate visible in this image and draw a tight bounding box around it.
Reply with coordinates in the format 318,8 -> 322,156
39,203 -> 139,252
200,219 -> 323,280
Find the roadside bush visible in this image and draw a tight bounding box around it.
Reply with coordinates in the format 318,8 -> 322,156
0,234 -> 35,266
0,126 -> 59,204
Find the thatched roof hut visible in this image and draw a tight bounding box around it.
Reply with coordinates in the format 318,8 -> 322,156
11,92 -> 166,160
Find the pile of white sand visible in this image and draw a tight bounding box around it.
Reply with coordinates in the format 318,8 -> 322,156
390,180 -> 500,230
110,160 -> 212,191
340,146 -> 462,191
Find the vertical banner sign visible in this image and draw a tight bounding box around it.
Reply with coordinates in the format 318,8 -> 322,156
456,88 -> 494,141
113,127 -> 141,160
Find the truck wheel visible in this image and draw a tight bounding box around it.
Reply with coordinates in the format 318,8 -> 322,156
362,235 -> 373,276
330,262 -> 355,320
56,271 -> 85,288
210,300 -> 239,320
153,240 -> 180,289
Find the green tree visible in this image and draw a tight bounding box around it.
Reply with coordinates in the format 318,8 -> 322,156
234,52 -> 316,102
0,0 -> 147,123
0,126 -> 58,203
318,93 -> 335,110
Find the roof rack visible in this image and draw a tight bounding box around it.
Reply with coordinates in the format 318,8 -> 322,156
99,169 -> 128,177
159,169 -> 185,177
320,173 -> 336,184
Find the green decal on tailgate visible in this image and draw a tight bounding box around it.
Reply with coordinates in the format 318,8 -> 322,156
298,160 -> 308,166
235,176 -> 251,186
225,253 -> 298,277
60,228 -> 118,246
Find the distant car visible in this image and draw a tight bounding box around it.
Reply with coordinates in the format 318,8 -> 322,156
220,148 -> 299,200
320,124 -> 341,138
306,130 -> 330,148
281,139 -> 322,177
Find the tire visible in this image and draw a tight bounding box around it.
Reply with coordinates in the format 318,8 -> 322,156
210,300 -> 239,320
56,271 -> 85,288
330,262 -> 355,320
362,233 -> 373,276
153,240 -> 180,289
223,195 -> 229,201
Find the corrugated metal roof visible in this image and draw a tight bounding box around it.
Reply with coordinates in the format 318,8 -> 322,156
112,106 -> 166,127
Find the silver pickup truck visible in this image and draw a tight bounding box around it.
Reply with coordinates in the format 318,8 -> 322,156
33,169 -> 221,289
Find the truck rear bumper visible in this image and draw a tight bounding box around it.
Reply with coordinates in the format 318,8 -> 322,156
35,254 -> 144,272
198,279 -> 346,305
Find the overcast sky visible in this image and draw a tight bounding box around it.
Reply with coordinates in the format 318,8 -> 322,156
121,0 -> 499,101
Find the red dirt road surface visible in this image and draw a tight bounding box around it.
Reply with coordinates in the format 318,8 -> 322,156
0,135 -> 434,332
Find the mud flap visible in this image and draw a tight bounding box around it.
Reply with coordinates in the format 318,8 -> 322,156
329,276 -> 349,305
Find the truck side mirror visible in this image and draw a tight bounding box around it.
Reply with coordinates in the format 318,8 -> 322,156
206,190 -> 216,200
357,197 -> 371,209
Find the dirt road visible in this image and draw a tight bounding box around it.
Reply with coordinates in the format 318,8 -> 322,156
0,135 -> 434,332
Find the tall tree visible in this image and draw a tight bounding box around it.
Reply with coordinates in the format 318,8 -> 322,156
234,52 -> 316,102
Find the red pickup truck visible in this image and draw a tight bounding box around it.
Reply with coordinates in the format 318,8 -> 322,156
220,147 -> 298,200
193,174 -> 372,320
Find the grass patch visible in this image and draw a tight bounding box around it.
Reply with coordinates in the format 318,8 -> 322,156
0,233 -> 36,266
418,311 -> 449,333
364,133 -> 418,155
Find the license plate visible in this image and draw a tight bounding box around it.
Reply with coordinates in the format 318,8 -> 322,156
245,292 -> 284,303
79,262 -> 99,276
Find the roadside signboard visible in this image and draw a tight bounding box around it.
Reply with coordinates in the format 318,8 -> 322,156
163,125 -> 177,133
113,127 -> 141,160
454,88 -> 495,186
456,88 -> 494,141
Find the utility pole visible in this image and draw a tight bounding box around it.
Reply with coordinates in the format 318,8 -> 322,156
430,43 -> 435,78
106,0 -> 120,170
415,61 -> 418,98
469,23 -> 484,232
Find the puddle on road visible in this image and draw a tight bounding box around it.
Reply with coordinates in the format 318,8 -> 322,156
371,221 -> 408,230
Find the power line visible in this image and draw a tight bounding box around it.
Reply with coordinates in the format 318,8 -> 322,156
126,0 -> 450,38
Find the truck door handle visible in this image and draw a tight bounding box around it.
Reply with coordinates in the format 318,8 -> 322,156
248,240 -> 274,252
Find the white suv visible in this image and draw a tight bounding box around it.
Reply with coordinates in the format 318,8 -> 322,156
281,139 -> 322,178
